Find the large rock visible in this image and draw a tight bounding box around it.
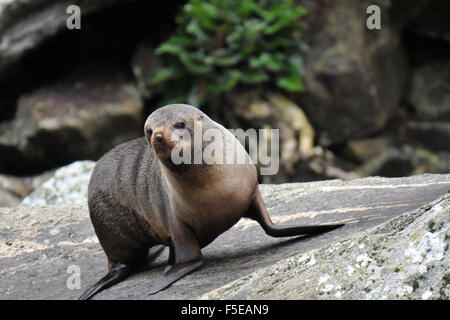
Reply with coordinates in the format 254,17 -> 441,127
344,136 -> 393,163
131,43 -> 162,100
356,145 -> 449,177
199,193 -> 450,300
0,170 -> 54,207
409,60 -> 450,121
403,1 -> 450,43
0,0 -> 119,74
0,70 -> 143,175
292,0 -> 407,145
22,160 -> 95,206
0,173 -> 449,299
404,121 -> 450,152
0,174 -> 29,207
221,92 -> 317,183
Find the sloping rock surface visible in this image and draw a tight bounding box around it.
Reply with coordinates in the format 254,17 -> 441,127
199,194 -> 449,300
0,173 -> 449,299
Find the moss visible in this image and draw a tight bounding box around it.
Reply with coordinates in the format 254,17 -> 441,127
442,273 -> 450,286
394,267 -> 401,273
412,280 -> 420,292
439,274 -> 450,299
428,221 -> 444,232
271,278 -> 281,285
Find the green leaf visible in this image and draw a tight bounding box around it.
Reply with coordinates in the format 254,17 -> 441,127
276,73 -> 304,91
288,55 -> 304,75
189,1 -> 219,30
155,42 -> 182,55
169,35 -> 193,46
249,52 -> 284,71
179,51 -> 211,74
151,67 -> 177,84
209,49 -> 242,66
210,70 -> 242,93
241,69 -> 269,84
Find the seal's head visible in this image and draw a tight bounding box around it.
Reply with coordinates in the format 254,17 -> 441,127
144,104 -> 206,162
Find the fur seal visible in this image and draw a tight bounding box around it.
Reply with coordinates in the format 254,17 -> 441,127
79,104 -> 343,300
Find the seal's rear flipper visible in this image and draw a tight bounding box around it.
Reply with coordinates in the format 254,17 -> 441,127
79,263 -> 131,300
245,188 -> 344,237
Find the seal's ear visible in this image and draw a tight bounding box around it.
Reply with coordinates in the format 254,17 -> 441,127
197,115 -> 204,121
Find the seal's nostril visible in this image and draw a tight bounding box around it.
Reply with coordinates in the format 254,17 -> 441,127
155,133 -> 163,143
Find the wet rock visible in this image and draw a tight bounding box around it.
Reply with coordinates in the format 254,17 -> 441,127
0,69 -> 143,175
292,0 -> 407,145
198,193 -> 450,300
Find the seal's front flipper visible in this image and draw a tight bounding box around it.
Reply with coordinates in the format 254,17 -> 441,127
246,188 -> 344,237
79,263 -> 131,300
148,259 -> 203,294
148,224 -> 203,295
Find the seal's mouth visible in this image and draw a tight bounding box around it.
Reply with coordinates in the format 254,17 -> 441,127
150,129 -> 175,159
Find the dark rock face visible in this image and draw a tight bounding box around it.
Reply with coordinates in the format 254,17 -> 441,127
404,121 -> 450,152
356,146 -> 448,178
403,60 -> 450,152
409,60 -> 450,121
0,0 -> 448,179
0,0 -> 120,75
292,0 -> 407,145
0,70 -> 143,175
0,0 -> 183,175
404,1 -> 450,43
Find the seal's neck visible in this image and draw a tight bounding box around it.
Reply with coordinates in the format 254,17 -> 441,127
159,159 -> 212,189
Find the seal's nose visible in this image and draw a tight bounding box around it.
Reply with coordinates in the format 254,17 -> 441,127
155,133 -> 163,143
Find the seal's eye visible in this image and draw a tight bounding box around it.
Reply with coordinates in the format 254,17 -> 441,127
146,128 -> 153,139
174,122 -> 185,129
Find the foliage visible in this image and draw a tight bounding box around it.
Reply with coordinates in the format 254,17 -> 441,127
152,0 -> 308,107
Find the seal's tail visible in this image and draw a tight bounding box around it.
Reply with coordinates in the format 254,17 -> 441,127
245,188 -> 344,237
79,263 -> 131,300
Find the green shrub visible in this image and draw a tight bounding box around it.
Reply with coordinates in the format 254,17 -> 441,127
152,0 -> 308,107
